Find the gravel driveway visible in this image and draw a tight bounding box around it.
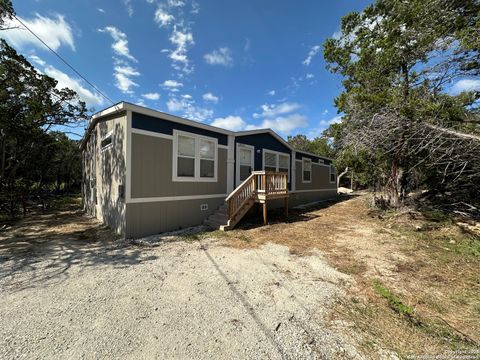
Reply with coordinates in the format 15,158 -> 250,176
0,211 -> 364,359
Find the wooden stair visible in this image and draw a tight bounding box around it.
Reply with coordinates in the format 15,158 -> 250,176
205,171 -> 289,231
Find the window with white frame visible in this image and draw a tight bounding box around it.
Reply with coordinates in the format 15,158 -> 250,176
101,130 -> 113,150
302,158 -> 312,183
263,150 -> 290,180
330,164 -> 336,183
174,130 -> 217,181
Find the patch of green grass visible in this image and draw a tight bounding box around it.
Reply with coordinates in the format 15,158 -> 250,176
452,237 -> 480,257
474,304 -> 480,316
372,280 -> 414,316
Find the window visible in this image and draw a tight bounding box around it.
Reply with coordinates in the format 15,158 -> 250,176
330,164 -> 336,183
101,131 -> 113,150
263,150 -> 290,180
173,130 -> 218,182
302,158 -> 312,183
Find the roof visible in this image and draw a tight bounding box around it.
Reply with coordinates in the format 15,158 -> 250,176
80,101 -> 333,161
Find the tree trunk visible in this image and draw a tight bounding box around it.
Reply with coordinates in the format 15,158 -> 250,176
337,167 -> 349,188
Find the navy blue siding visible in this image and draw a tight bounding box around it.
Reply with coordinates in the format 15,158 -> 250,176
235,133 -> 291,171
235,133 -> 293,189
295,151 -> 332,165
132,112 -> 228,146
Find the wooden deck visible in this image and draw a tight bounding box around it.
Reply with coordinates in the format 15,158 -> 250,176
224,171 -> 288,230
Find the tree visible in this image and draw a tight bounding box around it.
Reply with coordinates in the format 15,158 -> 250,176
287,134 -> 335,158
323,0 -> 480,206
0,39 -> 87,212
0,0 -> 14,30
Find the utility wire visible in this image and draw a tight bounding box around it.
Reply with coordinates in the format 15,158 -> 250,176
0,3 -> 115,106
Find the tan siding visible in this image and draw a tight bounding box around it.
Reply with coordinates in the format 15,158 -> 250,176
82,113 -> 127,235
125,197 -> 224,238
130,133 -> 227,198
295,161 -> 336,191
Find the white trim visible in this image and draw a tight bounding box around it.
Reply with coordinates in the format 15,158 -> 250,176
132,128 -> 173,140
127,193 -> 227,204
116,102 -> 232,135
172,129 -> 218,182
291,189 -> 336,193
226,135 -> 235,193
100,130 -> 114,151
262,149 -> 291,181
218,144 -> 228,150
236,143 -> 255,187
301,157 -> 312,183
126,110 -> 132,202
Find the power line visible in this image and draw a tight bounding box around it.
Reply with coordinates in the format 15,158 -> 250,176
0,3 -> 115,106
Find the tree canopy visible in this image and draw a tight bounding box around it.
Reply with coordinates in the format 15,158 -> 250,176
323,0 -> 480,206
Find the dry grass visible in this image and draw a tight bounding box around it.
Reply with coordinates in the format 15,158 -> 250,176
211,194 -> 480,357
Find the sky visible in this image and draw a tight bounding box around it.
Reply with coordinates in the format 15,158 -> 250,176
0,0 -> 434,140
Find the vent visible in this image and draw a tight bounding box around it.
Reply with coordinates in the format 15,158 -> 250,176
200,204 -> 208,211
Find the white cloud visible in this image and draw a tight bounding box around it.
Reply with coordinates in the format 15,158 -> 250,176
248,114 -> 308,135
267,90 -> 276,96
154,8 -> 175,27
319,115 -> 342,126
211,116 -> 246,131
43,65 -> 104,106
98,8 -> 106,13
142,92 -> 160,100
166,95 -> 213,122
29,54 -> 46,67
306,73 -> 315,79
169,27 -> 194,72
303,44 -> 321,66
255,102 -> 301,118
123,0 -> 134,16
204,47 -> 233,67
99,26 -> 137,62
168,0 -> 186,7
162,79 -> 183,88
451,79 -> 480,95
114,65 -> 140,93
202,92 -> 219,103
1,13 -> 75,51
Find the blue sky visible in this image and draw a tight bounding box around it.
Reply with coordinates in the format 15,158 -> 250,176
3,0 -> 374,138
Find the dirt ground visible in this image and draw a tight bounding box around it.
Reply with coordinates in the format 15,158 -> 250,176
0,195 -> 478,359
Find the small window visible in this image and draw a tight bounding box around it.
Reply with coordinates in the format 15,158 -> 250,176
101,131 -> 113,150
302,158 -> 312,183
279,154 -> 289,174
177,135 -> 196,177
318,159 -> 325,164
263,150 -> 290,180
173,130 -> 218,182
330,164 -> 336,183
264,151 -> 277,172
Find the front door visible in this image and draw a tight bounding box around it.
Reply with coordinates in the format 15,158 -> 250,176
236,144 -> 254,187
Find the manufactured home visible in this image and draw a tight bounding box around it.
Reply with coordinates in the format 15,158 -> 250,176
81,102 -> 337,238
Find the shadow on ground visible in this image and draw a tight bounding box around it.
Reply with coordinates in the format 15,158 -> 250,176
236,194 -> 356,231
0,209 -> 157,292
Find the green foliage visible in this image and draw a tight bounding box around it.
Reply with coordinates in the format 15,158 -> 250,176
287,134 -> 335,158
0,38 -> 87,214
0,0 -> 14,28
372,280 -> 414,316
323,0 -> 480,204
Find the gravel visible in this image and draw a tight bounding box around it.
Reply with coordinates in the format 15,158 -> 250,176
0,232 -> 366,359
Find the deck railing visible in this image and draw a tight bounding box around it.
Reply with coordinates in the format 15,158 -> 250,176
226,171 -> 288,221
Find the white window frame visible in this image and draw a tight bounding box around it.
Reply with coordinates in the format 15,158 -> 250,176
302,157 -> 312,183
236,143 -> 255,187
172,129 -> 218,182
262,149 -> 290,182
329,164 -> 336,184
101,130 -> 113,152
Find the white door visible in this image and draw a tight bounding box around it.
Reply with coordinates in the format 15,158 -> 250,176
236,144 -> 254,187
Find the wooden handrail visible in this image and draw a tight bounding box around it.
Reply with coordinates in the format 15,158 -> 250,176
226,171 -> 289,222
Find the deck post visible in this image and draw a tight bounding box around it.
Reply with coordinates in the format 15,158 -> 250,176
263,202 -> 267,225
284,197 -> 288,218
